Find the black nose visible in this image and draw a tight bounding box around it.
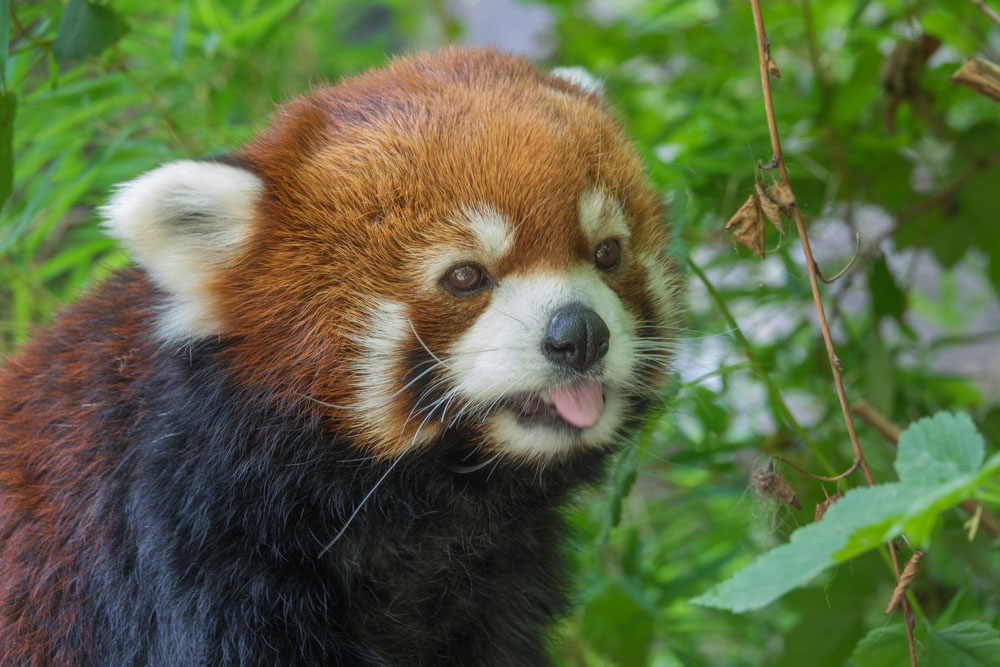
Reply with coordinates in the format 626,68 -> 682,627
542,303 -> 611,372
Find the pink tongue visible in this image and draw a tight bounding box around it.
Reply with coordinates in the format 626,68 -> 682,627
548,380 -> 604,429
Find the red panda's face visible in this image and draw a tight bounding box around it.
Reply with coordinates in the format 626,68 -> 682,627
104,50 -> 679,465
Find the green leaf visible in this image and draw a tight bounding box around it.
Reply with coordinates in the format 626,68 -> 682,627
869,256 -> 906,324
668,184 -> 688,270
580,585 -> 655,667
53,0 -> 129,63
691,413 -> 999,612
895,412 -> 984,485
863,333 -> 895,417
170,3 -> 189,63
0,91 -> 14,209
599,438 -> 639,545
690,484 -> 910,612
0,0 -> 10,88
926,621 -> 1000,667
857,621 -> 1000,667
852,623 -> 920,667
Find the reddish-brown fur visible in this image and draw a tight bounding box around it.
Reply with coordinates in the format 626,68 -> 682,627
0,48 -> 675,664
222,49 -> 669,455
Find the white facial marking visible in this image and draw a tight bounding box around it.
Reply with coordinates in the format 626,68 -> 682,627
415,205 -> 515,291
551,66 -> 604,96
446,268 -> 638,460
638,252 -> 682,333
579,188 -> 631,244
350,299 -> 438,448
464,205 -> 514,262
486,388 -> 629,460
102,160 -> 262,342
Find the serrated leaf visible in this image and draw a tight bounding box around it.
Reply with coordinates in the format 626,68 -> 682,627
0,91 -> 14,209
852,623 -> 921,666
895,412 -> 984,485
691,413 -> 999,612
690,484 -> 911,612
53,0 -> 129,63
926,621 -> 1000,667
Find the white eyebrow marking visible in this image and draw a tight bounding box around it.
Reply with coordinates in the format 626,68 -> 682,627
464,204 -> 514,262
579,188 -> 631,243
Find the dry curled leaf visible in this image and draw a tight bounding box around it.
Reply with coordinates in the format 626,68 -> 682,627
767,57 -> 781,78
814,491 -> 842,522
885,551 -> 923,615
725,194 -> 766,258
750,465 -> 802,510
768,180 -> 796,217
952,57 -> 1000,105
755,182 -> 785,235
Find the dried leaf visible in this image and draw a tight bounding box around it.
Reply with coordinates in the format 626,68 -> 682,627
885,551 -> 923,615
750,465 -> 802,510
725,195 -> 766,259
952,57 -> 1000,105
768,180 -> 796,216
814,491 -> 842,521
767,57 -> 781,78
755,182 -> 785,235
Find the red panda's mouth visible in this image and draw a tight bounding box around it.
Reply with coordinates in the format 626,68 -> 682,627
509,379 -> 606,430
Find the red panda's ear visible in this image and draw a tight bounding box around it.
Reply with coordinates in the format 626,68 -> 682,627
550,66 -> 604,97
102,160 -> 262,342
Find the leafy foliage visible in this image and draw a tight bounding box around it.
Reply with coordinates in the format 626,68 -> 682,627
691,413 -> 1000,612
3,1 -> 1000,665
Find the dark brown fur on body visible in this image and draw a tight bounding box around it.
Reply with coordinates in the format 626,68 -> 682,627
0,48 -> 678,665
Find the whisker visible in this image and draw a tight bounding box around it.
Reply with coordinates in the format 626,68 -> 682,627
409,319 -> 452,371
319,453 -> 405,557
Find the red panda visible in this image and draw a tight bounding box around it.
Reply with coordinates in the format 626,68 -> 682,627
0,48 -> 679,665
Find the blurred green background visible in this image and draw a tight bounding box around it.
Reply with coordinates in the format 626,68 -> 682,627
3,1 -> 1000,665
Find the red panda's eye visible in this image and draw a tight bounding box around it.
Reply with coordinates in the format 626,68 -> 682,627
594,239 -> 621,271
444,263 -> 487,294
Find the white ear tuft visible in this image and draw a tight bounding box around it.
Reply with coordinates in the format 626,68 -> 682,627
102,160 -> 262,342
551,66 -> 604,96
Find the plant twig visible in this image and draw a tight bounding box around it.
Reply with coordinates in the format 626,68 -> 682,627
772,455 -> 860,482
851,400 -> 1000,539
689,259 -> 835,473
817,233 -> 860,284
889,149 -> 1000,233
745,2 -> 917,663
969,0 -> 1000,29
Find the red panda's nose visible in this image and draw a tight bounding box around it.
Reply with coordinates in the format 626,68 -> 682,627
542,303 -> 611,373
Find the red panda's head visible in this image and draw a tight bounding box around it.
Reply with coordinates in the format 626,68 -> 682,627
104,48 -> 680,465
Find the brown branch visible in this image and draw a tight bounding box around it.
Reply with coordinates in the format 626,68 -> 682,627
970,0 -> 1000,30
866,148 -> 1000,260
852,400 -> 1000,539
745,2 -> 917,663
